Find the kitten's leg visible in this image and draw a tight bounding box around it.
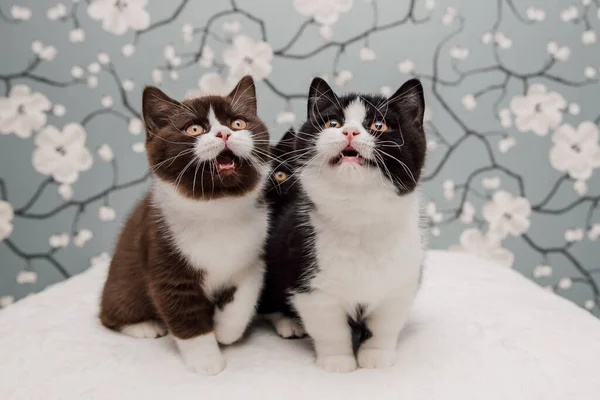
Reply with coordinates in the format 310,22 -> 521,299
120,321 -> 167,339
292,292 -> 356,373
357,297 -> 412,369
214,262 -> 264,345
263,312 -> 306,338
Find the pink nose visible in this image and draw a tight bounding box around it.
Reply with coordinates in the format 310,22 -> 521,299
342,129 -> 359,144
216,131 -> 231,142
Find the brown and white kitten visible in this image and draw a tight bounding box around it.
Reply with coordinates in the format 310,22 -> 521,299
100,76 -> 270,375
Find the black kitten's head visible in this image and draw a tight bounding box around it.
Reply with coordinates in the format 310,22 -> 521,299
295,77 -> 426,194
265,129 -> 298,213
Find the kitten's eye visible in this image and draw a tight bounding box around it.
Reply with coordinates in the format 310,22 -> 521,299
231,119 -> 247,130
370,121 -> 388,132
185,124 -> 205,136
324,120 -> 341,129
274,171 -> 288,183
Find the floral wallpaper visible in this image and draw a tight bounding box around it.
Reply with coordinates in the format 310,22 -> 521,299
0,0 -> 599,316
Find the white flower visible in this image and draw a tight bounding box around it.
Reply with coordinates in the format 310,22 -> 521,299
358,47 -> 376,61
449,46 -> 469,60
560,6 -> 578,22
547,41 -> 570,61
49,232 -> 70,248
99,206 -> 116,221
498,136 -> 516,153
482,176 -> 501,190
582,30 -> 596,45
293,0 -> 352,25
494,32 -> 512,49
431,227 -> 441,237
198,46 -> 215,68
558,277 -> 572,290
462,94 -> 476,110
426,202 -> 442,223
574,180 -> 587,196
47,3 -> 67,20
222,20 -> 241,34
443,179 -> 455,200
0,296 -> 14,308
276,111 -> 296,125
550,122 -> 600,180
101,95 -> 113,108
223,35 -> 273,80
122,80 -> 134,92
533,265 -> 552,278
334,69 -> 353,86
90,252 -> 111,268
441,7 -> 457,25
32,41 -> 57,61
588,224 -> 600,241
163,44 -> 176,61
53,104 -> 66,117
128,118 -> 143,135
71,66 -> 84,78
151,69 -> 162,85
565,228 -> 584,242
58,184 -> 73,200
568,103 -> 580,115
427,138 -> 438,151
0,201 -> 14,241
425,0 -> 436,11
97,52 -> 111,65
181,23 -> 194,43
32,124 -> 93,184
584,300 -> 595,310
460,201 -> 475,224
451,228 -> 514,267
526,6 -> 545,21
397,60 -> 414,74
88,62 -> 101,74
17,271 -> 37,284
380,86 -> 392,97
11,5 -> 31,20
319,25 -> 333,40
97,144 -> 114,162
481,32 -> 493,44
73,229 -> 93,247
498,108 -> 512,128
185,73 -> 236,98
424,107 -> 433,122
510,84 -> 566,136
88,0 -> 150,35
122,43 -> 135,57
87,76 -> 99,89
483,191 -> 531,238
69,28 -> 85,43
584,66 -> 596,79
132,142 -> 145,153
0,85 -> 51,138
582,0 -> 591,5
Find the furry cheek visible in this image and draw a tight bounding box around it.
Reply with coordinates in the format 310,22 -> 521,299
314,129 -> 346,159
226,130 -> 254,159
194,135 -> 224,162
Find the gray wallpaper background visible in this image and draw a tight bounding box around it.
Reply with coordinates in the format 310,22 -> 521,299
0,0 -> 599,315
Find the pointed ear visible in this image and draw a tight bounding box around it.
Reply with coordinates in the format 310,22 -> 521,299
388,79 -> 425,129
307,77 -> 338,120
228,75 -> 257,114
142,86 -> 181,139
273,129 -> 296,158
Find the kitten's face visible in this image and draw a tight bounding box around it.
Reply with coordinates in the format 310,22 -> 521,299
265,129 -> 298,210
296,78 -> 426,194
143,76 -> 270,200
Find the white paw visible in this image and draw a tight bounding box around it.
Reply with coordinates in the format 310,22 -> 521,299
316,355 -> 357,373
357,348 -> 397,369
120,321 -> 166,339
182,352 -> 226,376
265,313 -> 306,338
215,321 -> 246,345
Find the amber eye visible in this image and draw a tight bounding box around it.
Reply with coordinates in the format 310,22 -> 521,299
273,171 -> 288,182
185,124 -> 204,136
231,119 -> 247,130
370,121 -> 388,132
324,120 -> 341,129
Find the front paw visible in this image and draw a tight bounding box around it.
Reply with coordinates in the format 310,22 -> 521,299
357,348 -> 397,369
182,352 -> 226,376
316,355 -> 357,373
215,321 -> 246,345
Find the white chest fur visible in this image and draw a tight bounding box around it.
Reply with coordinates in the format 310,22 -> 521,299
152,180 -> 268,296
301,171 -> 424,315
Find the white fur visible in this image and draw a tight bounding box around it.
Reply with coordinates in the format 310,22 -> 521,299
175,332 -> 225,375
120,321 -> 166,339
293,97 -> 423,372
263,313 -> 306,338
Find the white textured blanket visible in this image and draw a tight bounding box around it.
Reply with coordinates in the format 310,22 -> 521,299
1,251 -> 599,400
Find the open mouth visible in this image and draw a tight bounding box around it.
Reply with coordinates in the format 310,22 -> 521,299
329,148 -> 364,166
215,150 -> 238,174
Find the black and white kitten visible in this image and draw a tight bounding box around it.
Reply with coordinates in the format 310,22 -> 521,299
264,129 -> 299,221
259,78 -> 427,373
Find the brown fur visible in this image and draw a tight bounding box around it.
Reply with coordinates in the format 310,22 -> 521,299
100,76 -> 268,340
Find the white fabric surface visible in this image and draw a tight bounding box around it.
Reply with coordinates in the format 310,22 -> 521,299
1,250 -> 599,400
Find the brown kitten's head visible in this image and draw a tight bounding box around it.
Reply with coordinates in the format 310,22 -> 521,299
143,76 -> 270,200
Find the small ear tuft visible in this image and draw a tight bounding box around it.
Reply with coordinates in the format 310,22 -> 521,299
228,75 -> 257,114
388,79 -> 425,129
307,77 -> 338,120
142,86 -> 180,139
